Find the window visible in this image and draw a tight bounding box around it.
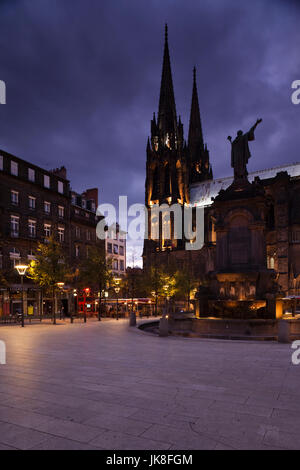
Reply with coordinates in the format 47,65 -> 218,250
11,216 -> 19,237
28,168 -> 35,182
82,199 -> 86,209
28,219 -> 36,238
75,226 -> 80,239
86,230 -> 91,241
0,155 -> 3,171
107,243 -> 112,254
44,223 -> 51,238
11,190 -> 19,205
75,245 -> 80,257
120,260 -> 125,271
58,205 -> 64,218
44,201 -> 51,214
44,174 -> 50,188
113,244 -> 119,254
119,246 -> 124,256
10,247 -> 20,267
267,256 -> 275,270
28,196 -> 36,210
11,161 -> 18,176
112,260 -> 118,270
28,249 -> 36,261
58,227 -> 65,243
58,181 -> 64,194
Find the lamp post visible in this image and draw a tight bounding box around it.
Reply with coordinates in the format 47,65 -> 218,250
163,284 -> 170,317
72,289 -> 77,324
84,287 -> 90,323
104,290 -> 108,317
15,263 -> 29,328
56,282 -> 65,320
114,278 -> 121,321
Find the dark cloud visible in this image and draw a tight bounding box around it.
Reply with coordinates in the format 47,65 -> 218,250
0,0 -> 299,263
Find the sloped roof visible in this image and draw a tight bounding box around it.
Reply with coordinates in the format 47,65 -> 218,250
190,162 -> 300,207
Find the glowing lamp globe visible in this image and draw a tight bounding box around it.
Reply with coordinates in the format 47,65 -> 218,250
15,264 -> 29,276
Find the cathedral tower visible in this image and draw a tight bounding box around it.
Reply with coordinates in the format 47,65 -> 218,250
188,67 -> 212,183
143,26 -> 212,268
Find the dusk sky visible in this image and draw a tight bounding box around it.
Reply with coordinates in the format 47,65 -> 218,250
0,0 -> 299,265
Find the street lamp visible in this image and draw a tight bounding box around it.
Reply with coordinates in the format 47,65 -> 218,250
83,287 -> 90,323
56,282 -> 65,320
114,278 -> 121,321
163,284 -> 170,317
15,263 -> 29,328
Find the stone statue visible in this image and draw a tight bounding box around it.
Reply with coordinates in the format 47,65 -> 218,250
228,119 -> 262,181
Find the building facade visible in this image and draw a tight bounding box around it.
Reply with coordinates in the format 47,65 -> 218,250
0,150 -> 102,316
105,223 -> 126,277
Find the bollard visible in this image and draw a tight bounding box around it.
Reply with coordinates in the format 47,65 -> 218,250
129,311 -> 136,327
159,315 -> 169,337
278,319 -> 290,343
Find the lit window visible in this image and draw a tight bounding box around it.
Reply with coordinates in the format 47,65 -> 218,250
11,190 -> 19,205
58,181 -> 64,194
44,223 -> 51,238
75,226 -> 80,238
112,260 -> 118,270
28,249 -> 36,261
28,168 -> 35,182
267,256 -> 275,269
28,196 -> 36,210
9,247 -> 20,267
28,219 -> 36,238
10,215 -> 19,237
44,174 -> 50,188
44,201 -> 51,214
58,205 -> 64,218
75,245 -> 80,257
11,161 -> 18,176
58,227 -> 65,243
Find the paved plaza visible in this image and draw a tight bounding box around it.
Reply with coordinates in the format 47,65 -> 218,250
0,319 -> 299,450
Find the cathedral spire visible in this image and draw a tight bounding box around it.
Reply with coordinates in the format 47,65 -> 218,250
188,66 -> 204,151
157,24 -> 177,137
188,67 -> 212,183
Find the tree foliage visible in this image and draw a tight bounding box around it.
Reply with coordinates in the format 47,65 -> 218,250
79,245 -> 112,292
27,236 -> 67,292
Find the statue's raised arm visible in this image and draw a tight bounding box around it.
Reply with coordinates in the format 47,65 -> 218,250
250,118 -> 262,133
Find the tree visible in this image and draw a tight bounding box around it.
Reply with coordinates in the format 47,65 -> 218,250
143,266 -> 177,315
28,236 -> 67,323
79,245 -> 113,320
174,268 -> 197,311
